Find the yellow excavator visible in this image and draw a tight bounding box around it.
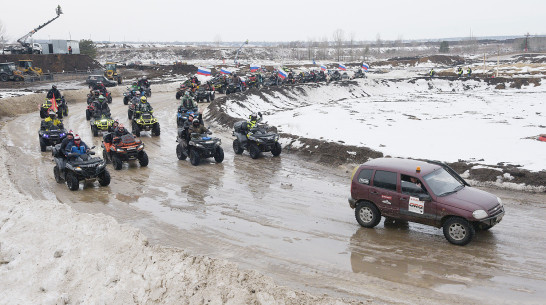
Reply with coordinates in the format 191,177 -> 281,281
17,60 -> 43,75
104,62 -> 122,84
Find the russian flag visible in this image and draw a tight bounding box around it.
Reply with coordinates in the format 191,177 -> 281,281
240,77 -> 246,85
278,69 -> 288,79
197,67 -> 211,76
220,68 -> 231,75
250,64 -> 260,72
320,65 -> 327,71
338,63 -> 346,71
362,63 -> 369,71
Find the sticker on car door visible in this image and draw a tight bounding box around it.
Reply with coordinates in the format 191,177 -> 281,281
409,197 -> 424,214
381,195 -> 392,205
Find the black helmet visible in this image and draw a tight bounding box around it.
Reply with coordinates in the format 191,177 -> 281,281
52,85 -> 57,90
250,113 -> 258,122
192,119 -> 200,126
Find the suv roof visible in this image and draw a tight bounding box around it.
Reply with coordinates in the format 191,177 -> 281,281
363,158 -> 440,176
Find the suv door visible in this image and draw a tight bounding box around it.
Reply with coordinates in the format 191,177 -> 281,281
370,170 -> 401,218
399,176 -> 437,226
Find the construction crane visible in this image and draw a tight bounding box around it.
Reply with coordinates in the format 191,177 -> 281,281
233,39 -> 249,65
6,5 -> 63,54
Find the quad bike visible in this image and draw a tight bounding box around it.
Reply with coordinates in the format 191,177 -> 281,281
132,111 -> 160,137
85,103 -> 95,121
90,113 -> 114,137
195,86 -> 215,102
102,133 -> 148,170
225,82 -> 244,95
38,123 -> 67,152
123,88 -> 139,105
353,70 -> 366,79
232,120 -> 282,159
52,145 -> 110,191
176,130 -> 224,166
176,106 -> 198,127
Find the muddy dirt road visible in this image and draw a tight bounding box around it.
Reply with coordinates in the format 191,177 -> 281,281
2,92 -> 546,304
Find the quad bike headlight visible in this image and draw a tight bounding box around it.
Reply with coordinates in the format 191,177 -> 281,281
75,167 -> 82,171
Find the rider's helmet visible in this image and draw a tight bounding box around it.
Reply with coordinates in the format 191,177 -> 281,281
249,113 -> 258,122
143,76 -> 147,80
73,134 -> 81,145
188,113 -> 194,122
185,91 -> 190,97
98,95 -> 105,102
140,96 -> 147,103
132,82 -> 137,86
52,85 -> 57,90
118,124 -> 125,134
192,119 -> 200,127
67,130 -> 74,138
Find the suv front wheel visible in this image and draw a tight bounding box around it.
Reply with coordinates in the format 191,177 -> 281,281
355,202 -> 381,228
443,217 -> 475,246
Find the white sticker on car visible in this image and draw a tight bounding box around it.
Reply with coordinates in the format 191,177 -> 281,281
409,197 -> 424,214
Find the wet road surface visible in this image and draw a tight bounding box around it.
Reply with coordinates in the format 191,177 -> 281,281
2,92 -> 546,304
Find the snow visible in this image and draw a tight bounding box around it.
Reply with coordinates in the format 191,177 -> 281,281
223,78 -> 546,172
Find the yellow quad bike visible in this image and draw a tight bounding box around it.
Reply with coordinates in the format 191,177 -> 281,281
132,111 -> 160,137
104,62 -> 122,84
18,60 -> 43,76
90,114 -> 114,137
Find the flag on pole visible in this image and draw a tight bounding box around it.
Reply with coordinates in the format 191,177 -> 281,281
220,68 -> 231,75
49,95 -> 58,112
277,69 -> 288,79
197,67 -> 211,76
362,63 -> 369,71
320,64 -> 327,71
338,63 -> 346,71
250,64 -> 260,72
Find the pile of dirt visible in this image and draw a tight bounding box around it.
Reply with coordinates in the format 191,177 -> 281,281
0,54 -> 102,73
483,77 -> 541,89
374,55 -> 465,67
513,53 -> 546,64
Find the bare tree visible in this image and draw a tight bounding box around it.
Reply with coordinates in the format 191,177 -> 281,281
333,29 -> 344,61
307,38 -> 315,61
213,34 -> 222,47
319,36 -> 329,60
349,32 -> 356,61
0,20 -> 7,54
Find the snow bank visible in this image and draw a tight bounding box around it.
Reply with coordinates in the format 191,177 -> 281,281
0,145 -> 350,304
220,78 -> 546,172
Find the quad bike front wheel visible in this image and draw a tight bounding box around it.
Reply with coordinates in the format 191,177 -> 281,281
249,143 -> 260,159
271,142 -> 282,157
190,148 -> 200,166
66,173 -> 80,191
152,123 -> 161,136
112,155 -> 123,170
176,144 -> 187,160
214,146 -> 224,163
98,170 -> 111,186
138,151 -> 149,167
233,139 -> 244,155
53,165 -> 63,183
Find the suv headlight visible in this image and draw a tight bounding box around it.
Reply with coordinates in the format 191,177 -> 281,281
472,210 -> 488,220
497,197 -> 503,206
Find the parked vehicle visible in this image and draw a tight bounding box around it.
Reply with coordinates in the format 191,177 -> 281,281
348,158 -> 505,246
0,62 -> 24,82
86,75 -> 117,88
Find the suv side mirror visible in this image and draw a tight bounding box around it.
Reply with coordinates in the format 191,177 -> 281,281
418,194 -> 432,202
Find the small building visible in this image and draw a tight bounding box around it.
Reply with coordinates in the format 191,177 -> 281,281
40,40 -> 80,54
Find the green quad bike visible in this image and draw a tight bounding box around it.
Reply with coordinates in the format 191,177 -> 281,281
90,114 -> 114,137
132,111 -> 160,137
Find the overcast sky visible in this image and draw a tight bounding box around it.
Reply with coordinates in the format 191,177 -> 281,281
1,0 -> 545,43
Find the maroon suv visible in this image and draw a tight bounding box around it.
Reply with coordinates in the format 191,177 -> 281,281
348,158 -> 505,245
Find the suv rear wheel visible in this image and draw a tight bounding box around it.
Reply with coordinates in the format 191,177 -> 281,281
355,202 -> 381,228
443,217 -> 475,246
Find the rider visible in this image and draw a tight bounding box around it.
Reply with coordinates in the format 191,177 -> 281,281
429,68 -> 435,77
42,110 -> 63,129
135,96 -> 153,114
113,124 -> 130,137
59,130 -> 74,157
456,67 -> 463,77
181,91 -> 197,109
92,81 -> 107,94
93,95 -> 111,117
188,119 -> 208,137
46,85 -> 61,99
243,112 -> 262,138
66,135 -> 90,161
138,76 -> 150,88
131,81 -> 141,92
467,67 -> 472,77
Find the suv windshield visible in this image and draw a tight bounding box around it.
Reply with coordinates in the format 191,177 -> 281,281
423,168 -> 464,196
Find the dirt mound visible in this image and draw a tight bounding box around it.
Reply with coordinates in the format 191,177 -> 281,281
513,53 -> 546,64
0,54 -> 102,73
483,77 -> 541,89
374,55 -> 465,67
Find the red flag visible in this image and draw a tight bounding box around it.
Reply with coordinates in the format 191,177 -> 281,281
49,94 -> 58,112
